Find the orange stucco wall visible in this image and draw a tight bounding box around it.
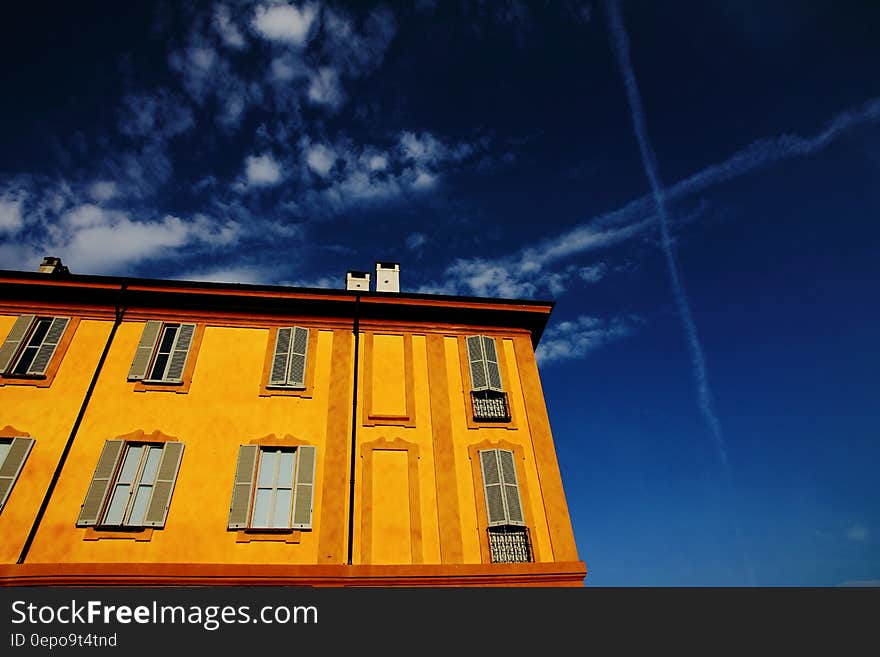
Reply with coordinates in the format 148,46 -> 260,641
1,310 -> 578,576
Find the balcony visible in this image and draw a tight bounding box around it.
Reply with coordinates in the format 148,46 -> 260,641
488,526 -> 532,563
471,390 -> 511,422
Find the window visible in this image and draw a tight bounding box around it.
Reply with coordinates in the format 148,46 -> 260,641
0,437 -> 35,513
128,321 -> 197,384
268,326 -> 310,389
77,440 -> 184,529
479,448 -> 532,563
0,315 -> 70,378
466,335 -> 510,422
228,445 -> 316,531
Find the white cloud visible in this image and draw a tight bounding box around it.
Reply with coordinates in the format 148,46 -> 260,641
307,67 -> 345,109
423,258 -> 537,298
305,144 -> 336,177
87,181 -> 118,202
29,202 -> 245,275
270,54 -> 306,82
536,315 -> 640,365
214,5 -> 246,49
406,233 -> 427,251
53,207 -> 192,273
367,154 -> 388,171
399,131 -> 447,165
252,3 -> 317,45
177,265 -> 268,285
411,170 -> 436,190
847,526 -> 870,542
579,263 -> 607,284
245,154 -> 283,186
118,90 -> 195,140
0,196 -> 25,234
320,6 -> 397,77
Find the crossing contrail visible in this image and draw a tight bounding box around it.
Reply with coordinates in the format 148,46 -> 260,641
603,0 -> 756,585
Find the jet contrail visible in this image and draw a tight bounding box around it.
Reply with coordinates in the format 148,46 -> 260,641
603,0 -> 756,585
518,96 -> 880,271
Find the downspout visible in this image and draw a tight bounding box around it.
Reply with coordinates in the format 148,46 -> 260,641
18,283 -> 127,564
346,293 -> 360,565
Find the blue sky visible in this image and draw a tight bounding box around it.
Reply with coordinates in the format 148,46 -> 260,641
1,1 -> 878,586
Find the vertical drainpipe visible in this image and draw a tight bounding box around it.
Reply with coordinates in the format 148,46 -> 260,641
346,293 -> 360,565
17,283 -> 127,564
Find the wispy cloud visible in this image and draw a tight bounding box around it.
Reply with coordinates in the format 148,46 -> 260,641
251,3 -> 318,46
847,525 -> 870,542
213,4 -> 246,49
536,315 -> 640,365
0,194 -> 25,235
244,154 -> 284,187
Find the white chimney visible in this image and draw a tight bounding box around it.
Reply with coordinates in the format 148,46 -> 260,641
375,262 -> 400,293
346,270 -> 371,291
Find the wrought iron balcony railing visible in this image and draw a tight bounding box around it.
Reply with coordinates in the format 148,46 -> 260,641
487,526 -> 532,563
471,390 -> 511,422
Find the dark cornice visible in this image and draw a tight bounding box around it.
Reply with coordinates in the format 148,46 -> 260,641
0,270 -> 554,346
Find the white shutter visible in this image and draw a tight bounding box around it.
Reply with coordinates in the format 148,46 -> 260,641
291,446 -> 316,529
77,440 -> 125,526
498,450 -> 524,525
0,315 -> 35,373
228,445 -> 259,529
480,450 -> 508,526
0,437 -> 35,512
27,317 -> 69,376
466,335 -> 488,391
142,441 -> 184,527
269,328 -> 293,386
287,327 -> 309,388
163,323 -> 196,383
482,336 -> 504,392
128,321 -> 162,381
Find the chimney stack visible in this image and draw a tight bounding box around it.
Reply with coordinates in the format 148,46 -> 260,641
375,262 -> 400,293
38,256 -> 69,276
345,270 -> 371,291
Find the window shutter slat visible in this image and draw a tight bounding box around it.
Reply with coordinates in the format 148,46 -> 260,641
77,440 -> 125,526
466,335 -> 488,391
287,326 -> 309,388
228,445 -> 259,529
164,323 -> 196,383
128,321 -> 163,381
498,450 -> 525,525
269,328 -> 293,386
482,336 -> 504,392
0,437 -> 35,511
142,441 -> 184,527
27,317 -> 69,376
0,315 -> 35,373
480,450 -> 508,526
291,445 -> 316,529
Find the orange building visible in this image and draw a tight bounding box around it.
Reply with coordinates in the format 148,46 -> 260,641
0,258 -> 585,586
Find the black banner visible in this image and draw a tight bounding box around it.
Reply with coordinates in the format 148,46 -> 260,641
0,586 -> 875,651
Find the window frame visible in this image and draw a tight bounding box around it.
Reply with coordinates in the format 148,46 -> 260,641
0,315 -> 78,388
468,440 -> 539,564
76,431 -> 184,535
259,327 -> 318,398
0,429 -> 35,513
227,435 -> 317,536
99,442 -> 165,528
128,320 -> 203,394
457,335 -> 518,430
